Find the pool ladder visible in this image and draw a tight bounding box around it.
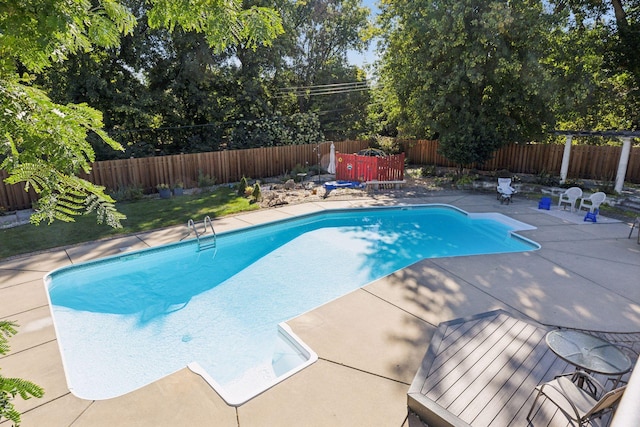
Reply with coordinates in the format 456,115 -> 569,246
184,216 -> 217,251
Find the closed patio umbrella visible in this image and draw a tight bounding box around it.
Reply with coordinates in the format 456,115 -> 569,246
327,142 -> 336,174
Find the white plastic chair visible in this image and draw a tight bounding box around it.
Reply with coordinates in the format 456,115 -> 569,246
496,178 -> 517,200
578,192 -> 606,213
558,187 -> 583,211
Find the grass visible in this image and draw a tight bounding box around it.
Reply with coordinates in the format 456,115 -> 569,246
0,187 -> 259,260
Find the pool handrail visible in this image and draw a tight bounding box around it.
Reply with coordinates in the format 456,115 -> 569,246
185,216 -> 217,251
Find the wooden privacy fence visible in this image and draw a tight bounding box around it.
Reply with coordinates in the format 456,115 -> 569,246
403,140 -> 640,183
2,139 -> 640,212
0,140 -> 369,211
335,153 -> 405,182
81,140 -> 369,191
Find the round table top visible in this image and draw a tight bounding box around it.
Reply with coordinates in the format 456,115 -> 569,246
546,330 -> 632,375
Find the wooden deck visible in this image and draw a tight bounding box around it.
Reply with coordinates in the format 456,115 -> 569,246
408,310 -> 640,427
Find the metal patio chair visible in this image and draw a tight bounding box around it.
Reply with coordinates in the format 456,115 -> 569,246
527,371 -> 626,426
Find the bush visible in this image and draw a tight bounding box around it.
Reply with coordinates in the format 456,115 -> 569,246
455,174 -> 476,186
290,163 -> 308,176
560,178 -> 584,189
110,185 -> 144,202
421,165 -> 437,177
535,170 -> 560,186
307,164 -> 322,176
197,170 -> 217,188
252,183 -> 262,202
371,136 -> 402,154
236,176 -> 249,195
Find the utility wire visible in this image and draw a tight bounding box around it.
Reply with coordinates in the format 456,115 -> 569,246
276,87 -> 372,98
277,81 -> 369,91
276,80 -> 374,98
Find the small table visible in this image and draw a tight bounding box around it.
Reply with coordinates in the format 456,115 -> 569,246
546,330 -> 632,386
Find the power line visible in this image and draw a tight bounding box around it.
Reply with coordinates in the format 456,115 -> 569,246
277,81 -> 369,91
276,81 -> 372,98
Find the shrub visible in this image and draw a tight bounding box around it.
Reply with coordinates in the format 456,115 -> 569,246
236,176 -> 249,195
535,170 -> 560,186
110,185 -> 144,202
421,165 -> 437,177
560,178 -> 584,189
252,183 -> 262,201
372,136 -> 402,155
291,163 -> 310,180
197,170 -> 217,188
307,164 -> 322,176
455,174 -> 476,186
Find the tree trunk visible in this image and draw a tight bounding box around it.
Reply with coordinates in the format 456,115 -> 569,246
612,0 -> 627,28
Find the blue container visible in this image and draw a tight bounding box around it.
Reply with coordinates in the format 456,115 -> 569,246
538,197 -> 551,210
584,210 -> 598,222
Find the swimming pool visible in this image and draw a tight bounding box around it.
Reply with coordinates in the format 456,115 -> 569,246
44,205 -> 539,405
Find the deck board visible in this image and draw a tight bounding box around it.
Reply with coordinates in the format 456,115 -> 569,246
456,323 -> 542,421
441,319 -> 531,411
407,310 -> 638,427
424,314 -> 513,398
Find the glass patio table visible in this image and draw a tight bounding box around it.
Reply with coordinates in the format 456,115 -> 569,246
546,330 -> 632,385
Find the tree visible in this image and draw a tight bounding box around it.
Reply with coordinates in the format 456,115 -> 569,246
144,30 -> 237,155
0,321 -> 44,426
35,0 -> 172,160
377,0 -> 557,168
548,0 -> 640,131
267,0 -> 373,139
547,21 -> 634,136
0,0 -> 283,227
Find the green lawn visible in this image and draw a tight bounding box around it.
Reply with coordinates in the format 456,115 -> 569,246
0,187 -> 259,260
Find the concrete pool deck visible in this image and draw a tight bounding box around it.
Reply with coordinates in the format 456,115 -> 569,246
1,191 -> 639,426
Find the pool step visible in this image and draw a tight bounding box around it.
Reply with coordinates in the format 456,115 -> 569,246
199,235 -> 217,251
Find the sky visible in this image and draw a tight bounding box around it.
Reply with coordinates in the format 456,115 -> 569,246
346,0 -> 379,70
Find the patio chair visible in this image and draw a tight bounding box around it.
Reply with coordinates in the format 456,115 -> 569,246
627,217 -> 640,244
579,192 -> 607,213
558,187 -> 583,212
527,372 -> 626,426
496,178 -> 517,201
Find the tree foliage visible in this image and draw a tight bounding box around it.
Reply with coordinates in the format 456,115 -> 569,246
0,0 -> 283,226
547,0 -> 640,133
378,0 -> 557,167
0,321 -> 44,426
229,113 -> 324,148
32,0 -> 372,162
281,0 -> 373,139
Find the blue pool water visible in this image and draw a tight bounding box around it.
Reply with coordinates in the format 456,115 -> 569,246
45,205 -> 538,405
